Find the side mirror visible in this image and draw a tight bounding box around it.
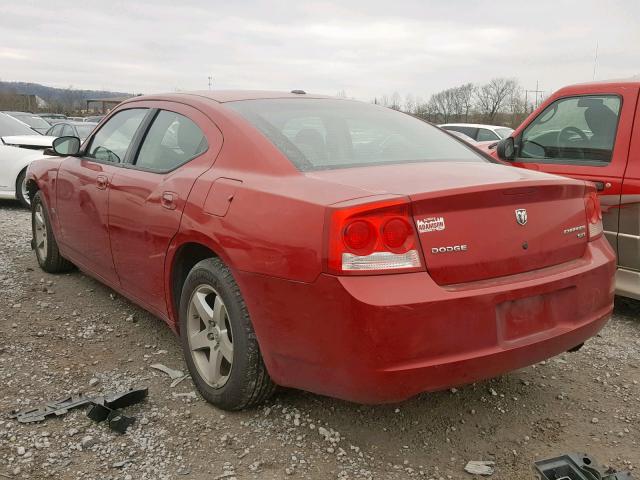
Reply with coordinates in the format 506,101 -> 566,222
496,137 -> 515,161
52,136 -> 81,156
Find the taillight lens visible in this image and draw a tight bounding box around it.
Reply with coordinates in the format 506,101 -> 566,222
584,189 -> 603,240
325,198 -> 424,274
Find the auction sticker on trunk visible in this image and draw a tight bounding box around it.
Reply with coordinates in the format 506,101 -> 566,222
416,216 -> 445,233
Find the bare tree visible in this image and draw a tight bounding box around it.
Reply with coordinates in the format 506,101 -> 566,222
390,91 -> 402,110
457,83 -> 475,122
404,93 -> 416,114
475,78 -> 518,122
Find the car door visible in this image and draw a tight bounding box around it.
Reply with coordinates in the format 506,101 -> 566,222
617,98 -> 640,298
509,86 -> 638,256
108,103 -> 222,315
55,108 -> 149,285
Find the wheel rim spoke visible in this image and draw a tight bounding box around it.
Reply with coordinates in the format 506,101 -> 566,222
207,346 -> 225,384
218,330 -> 233,361
190,329 -> 212,351
211,295 -> 225,327
192,291 -> 213,323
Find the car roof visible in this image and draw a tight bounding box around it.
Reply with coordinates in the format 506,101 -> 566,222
3,111 -> 34,116
440,123 -> 512,130
121,90 -> 334,105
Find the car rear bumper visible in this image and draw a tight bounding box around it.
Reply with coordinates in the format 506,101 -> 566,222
0,190 -> 17,200
239,237 -> 616,404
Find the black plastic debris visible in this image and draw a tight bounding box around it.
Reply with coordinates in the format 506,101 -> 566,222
9,387 -> 148,434
533,453 -> 634,480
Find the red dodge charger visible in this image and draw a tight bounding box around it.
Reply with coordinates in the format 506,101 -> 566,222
26,91 -> 616,410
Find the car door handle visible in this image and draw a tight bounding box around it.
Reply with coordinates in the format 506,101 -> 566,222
96,174 -> 108,190
161,192 -> 177,210
588,180 -> 611,192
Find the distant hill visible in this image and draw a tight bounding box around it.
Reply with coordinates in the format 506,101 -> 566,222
0,81 -> 133,112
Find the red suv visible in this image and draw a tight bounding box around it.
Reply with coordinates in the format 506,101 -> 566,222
27,91 -> 615,410
494,79 -> 639,300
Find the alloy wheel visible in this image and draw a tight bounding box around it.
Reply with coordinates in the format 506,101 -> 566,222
186,284 -> 234,388
34,203 -> 47,259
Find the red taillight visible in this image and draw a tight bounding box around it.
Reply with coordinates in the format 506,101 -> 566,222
584,189 -> 603,240
325,197 -> 424,275
381,218 -> 411,251
343,220 -> 375,253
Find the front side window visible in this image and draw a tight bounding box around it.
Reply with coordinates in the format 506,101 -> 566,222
86,109 -> 147,163
227,99 -> 486,171
518,95 -> 621,165
135,110 -> 208,171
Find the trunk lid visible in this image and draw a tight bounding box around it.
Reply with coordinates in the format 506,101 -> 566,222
307,162 -> 588,284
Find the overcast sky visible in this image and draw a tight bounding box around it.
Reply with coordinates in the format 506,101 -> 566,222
1,0 -> 638,101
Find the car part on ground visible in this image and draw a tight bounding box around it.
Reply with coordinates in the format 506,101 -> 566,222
8,387 -> 148,430
85,388 -> 149,433
533,453 -> 634,480
8,394 -> 90,423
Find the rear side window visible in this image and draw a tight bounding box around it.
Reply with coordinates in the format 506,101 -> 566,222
476,128 -> 500,141
227,99 -> 486,171
61,124 -> 74,136
135,110 -> 208,171
443,125 -> 479,139
519,95 -> 621,165
86,109 -> 147,163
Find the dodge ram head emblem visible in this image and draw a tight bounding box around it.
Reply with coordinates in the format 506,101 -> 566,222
515,208 -> 528,226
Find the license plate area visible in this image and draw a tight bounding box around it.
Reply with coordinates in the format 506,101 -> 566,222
496,288 -> 574,343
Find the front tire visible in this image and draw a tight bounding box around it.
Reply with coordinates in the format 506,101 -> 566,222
32,191 -> 74,273
179,258 -> 275,410
16,169 -> 30,208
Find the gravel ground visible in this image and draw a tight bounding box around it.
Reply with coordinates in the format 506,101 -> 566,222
0,199 -> 639,480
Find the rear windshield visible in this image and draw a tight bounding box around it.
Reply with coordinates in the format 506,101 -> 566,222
226,99 -> 488,171
0,113 -> 38,136
12,114 -> 50,129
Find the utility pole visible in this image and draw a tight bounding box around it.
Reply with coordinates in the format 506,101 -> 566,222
525,81 -> 544,112
592,42 -> 599,80
208,75 -> 213,90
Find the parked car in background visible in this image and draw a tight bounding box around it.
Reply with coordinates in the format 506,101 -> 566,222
46,121 -> 98,141
3,111 -> 51,134
27,91 -> 615,410
440,123 -> 514,142
83,115 -> 105,123
0,112 -> 54,207
493,78 -> 640,300
38,113 -> 67,123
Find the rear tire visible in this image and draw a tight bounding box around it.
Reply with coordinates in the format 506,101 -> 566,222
32,191 -> 74,273
16,169 -> 30,209
179,258 -> 275,410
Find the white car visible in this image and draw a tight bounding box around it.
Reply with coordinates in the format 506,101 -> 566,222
439,123 -> 514,142
0,113 -> 55,207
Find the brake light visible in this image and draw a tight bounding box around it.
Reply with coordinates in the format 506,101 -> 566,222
584,189 -> 603,240
325,198 -> 424,274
